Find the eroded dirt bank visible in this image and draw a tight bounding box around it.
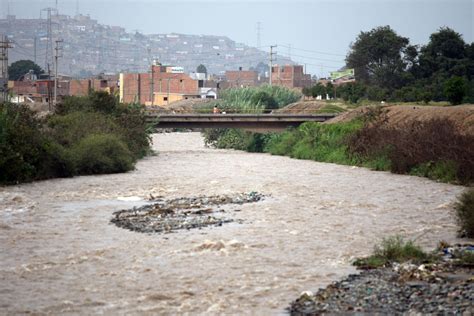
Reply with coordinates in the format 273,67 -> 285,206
0,133 -> 466,314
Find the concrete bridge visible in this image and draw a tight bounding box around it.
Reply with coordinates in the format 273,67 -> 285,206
146,113 -> 337,131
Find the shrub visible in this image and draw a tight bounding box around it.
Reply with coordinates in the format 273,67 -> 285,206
250,91 -> 278,110
455,188 -> 474,238
374,236 -> 428,262
444,76 -> 468,105
0,103 -> 46,183
265,128 -> 301,156
265,121 -> 362,165
353,236 -> 429,268
202,128 -> 228,147
337,82 -> 367,103
56,91 -> 118,115
348,116 -> 474,184
114,103 -> 151,158
367,86 -> 389,101
215,129 -> 250,150
410,160 -> 458,183
291,122 -> 361,164
47,111 -> 120,147
37,140 -> 76,178
71,134 -> 134,174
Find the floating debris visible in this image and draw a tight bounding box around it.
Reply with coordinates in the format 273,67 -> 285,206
111,192 -> 264,234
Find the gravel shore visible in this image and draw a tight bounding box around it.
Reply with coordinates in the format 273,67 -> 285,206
290,247 -> 474,315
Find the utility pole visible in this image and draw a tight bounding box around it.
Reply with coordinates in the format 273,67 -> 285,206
42,7 -> 57,71
53,39 -> 63,107
47,64 -> 52,110
0,35 -> 13,102
269,45 -> 277,86
147,47 -> 155,106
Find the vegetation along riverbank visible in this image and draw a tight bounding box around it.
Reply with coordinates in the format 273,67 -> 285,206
203,104 -> 474,185
0,92 -> 151,185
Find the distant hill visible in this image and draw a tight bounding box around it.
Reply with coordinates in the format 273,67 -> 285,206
0,14 -> 293,76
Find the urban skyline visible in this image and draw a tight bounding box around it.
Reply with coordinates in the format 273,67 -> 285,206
1,0 -> 472,77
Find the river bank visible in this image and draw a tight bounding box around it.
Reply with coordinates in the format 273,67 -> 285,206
0,132 -> 467,314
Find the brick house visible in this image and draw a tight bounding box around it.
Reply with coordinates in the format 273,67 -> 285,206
270,65 -> 311,90
224,70 -> 259,88
120,64 -> 200,106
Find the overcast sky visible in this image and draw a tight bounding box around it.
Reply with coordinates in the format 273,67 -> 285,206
2,0 -> 473,76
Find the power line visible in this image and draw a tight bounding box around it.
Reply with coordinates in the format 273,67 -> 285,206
278,44 -> 346,57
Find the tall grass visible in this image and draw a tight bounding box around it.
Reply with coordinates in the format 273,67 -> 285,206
353,236 -> 430,268
265,120 -> 363,165
207,85 -> 301,113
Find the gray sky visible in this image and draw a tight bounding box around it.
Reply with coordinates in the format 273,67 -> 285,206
3,0 -> 473,76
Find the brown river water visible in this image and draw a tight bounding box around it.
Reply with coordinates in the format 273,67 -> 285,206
0,132 -> 467,315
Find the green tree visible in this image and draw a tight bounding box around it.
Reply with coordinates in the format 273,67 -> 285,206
444,76 -> 467,105
196,64 -> 207,74
416,28 -> 470,80
311,83 -> 326,98
302,86 -> 312,98
346,26 -> 411,90
338,82 -> 366,103
326,82 -> 335,99
8,60 -> 44,80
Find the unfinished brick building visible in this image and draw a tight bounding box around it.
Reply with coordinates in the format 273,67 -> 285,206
270,65 -> 311,90
224,70 -> 259,88
120,65 -> 199,106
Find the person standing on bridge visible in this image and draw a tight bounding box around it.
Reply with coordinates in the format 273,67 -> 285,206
213,106 -> 221,114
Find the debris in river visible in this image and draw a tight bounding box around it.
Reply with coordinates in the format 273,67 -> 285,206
111,192 -> 264,234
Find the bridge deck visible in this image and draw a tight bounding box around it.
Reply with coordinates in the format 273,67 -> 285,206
146,113 -> 337,131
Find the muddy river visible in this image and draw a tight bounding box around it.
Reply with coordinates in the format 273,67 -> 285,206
0,132 -> 466,314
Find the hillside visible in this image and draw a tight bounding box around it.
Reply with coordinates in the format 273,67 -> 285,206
0,14 -> 292,77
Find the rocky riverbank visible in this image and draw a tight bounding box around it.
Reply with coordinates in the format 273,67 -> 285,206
289,244 -> 474,315
111,192 -> 264,234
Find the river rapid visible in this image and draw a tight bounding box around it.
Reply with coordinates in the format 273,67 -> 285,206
0,132 -> 466,314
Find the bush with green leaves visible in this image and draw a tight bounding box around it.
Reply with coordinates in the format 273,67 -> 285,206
337,82 -> 367,103
0,92 -> 151,184
265,121 -> 363,165
310,83 -> 326,98
455,188 -> 474,238
111,103 -> 151,159
47,111 -> 120,147
0,103 -> 47,183
56,91 -> 119,115
444,76 -> 468,105
71,134 -> 134,174
250,91 -> 278,110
